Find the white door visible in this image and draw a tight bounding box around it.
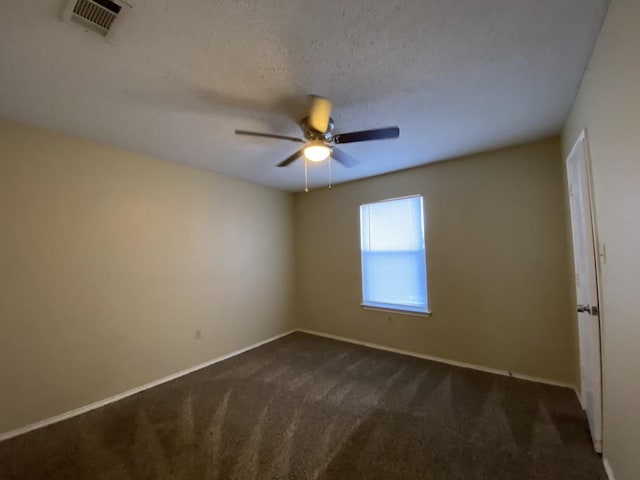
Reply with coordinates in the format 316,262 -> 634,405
566,130 -> 603,453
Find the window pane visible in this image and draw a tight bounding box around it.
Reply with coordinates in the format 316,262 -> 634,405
361,197 -> 423,251
360,196 -> 428,312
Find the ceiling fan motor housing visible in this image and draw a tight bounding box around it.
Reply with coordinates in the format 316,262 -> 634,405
299,116 -> 334,142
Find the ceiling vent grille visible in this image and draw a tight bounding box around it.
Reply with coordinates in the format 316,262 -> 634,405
63,0 -> 128,37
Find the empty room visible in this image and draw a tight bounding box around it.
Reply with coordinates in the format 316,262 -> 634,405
1,0 -> 638,479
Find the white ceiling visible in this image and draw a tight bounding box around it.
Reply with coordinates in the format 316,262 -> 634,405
0,0 -> 608,191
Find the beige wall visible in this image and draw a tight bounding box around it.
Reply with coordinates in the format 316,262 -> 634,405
0,121 -> 294,434
0,121 -> 584,437
563,0 -> 640,477
295,138 -> 578,384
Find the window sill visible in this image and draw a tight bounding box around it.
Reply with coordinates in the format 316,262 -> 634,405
360,304 -> 432,317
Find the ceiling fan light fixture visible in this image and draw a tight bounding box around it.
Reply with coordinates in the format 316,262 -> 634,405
234,95 -> 399,172
304,143 -> 331,162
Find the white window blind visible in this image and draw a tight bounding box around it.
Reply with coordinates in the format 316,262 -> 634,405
360,195 -> 428,313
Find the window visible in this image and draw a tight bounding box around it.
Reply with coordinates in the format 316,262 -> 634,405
360,195 -> 429,314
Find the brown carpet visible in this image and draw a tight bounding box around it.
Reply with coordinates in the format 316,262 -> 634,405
0,332 -> 606,479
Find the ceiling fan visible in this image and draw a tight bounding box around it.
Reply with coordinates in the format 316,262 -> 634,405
234,96 -> 400,169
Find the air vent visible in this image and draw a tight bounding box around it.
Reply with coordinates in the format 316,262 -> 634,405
63,0 -> 130,37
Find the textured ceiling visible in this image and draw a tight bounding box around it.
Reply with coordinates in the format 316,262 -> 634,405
0,0 -> 608,191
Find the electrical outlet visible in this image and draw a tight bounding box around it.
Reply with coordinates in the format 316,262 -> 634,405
195,329 -> 202,340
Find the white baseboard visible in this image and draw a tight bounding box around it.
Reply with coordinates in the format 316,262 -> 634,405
575,387 -> 585,409
603,458 -> 615,480
297,329 -> 575,389
0,329 -> 295,443
0,327 -> 578,443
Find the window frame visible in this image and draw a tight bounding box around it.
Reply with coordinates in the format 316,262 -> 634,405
359,194 -> 431,316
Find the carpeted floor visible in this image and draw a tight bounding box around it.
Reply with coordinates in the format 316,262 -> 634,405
0,332 -> 606,479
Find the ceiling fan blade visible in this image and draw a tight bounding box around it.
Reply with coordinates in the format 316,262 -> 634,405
308,95 -> 332,133
235,130 -> 305,143
333,126 -> 400,144
331,148 -> 359,168
277,149 -> 305,167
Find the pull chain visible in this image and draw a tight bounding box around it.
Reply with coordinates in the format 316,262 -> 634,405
304,157 -> 309,193
328,155 -> 332,190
